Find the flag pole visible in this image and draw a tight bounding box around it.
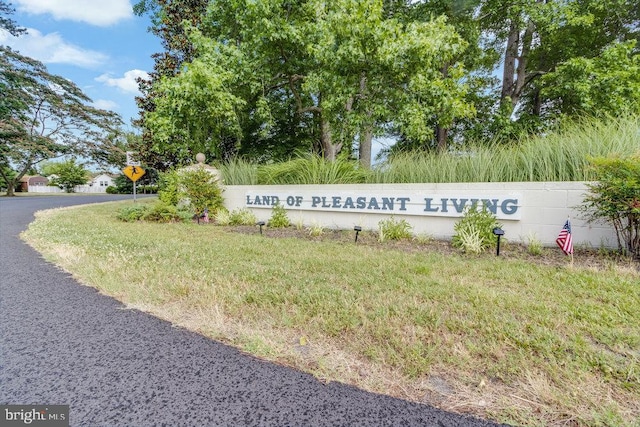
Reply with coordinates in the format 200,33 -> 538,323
568,216 -> 574,266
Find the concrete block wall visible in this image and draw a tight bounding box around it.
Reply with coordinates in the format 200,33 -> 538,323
223,182 -> 617,249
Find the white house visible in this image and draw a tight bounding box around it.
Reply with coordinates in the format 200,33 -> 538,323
90,174 -> 115,191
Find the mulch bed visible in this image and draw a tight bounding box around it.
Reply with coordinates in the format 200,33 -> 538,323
214,224 -> 638,272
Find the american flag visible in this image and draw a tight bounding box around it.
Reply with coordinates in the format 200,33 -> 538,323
556,219 -> 573,255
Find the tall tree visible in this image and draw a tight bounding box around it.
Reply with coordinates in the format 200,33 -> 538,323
145,0 -> 474,167
476,0 -> 640,133
0,47 -> 122,195
133,0 -> 209,169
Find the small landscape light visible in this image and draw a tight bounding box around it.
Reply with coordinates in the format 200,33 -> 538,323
492,227 -> 505,256
257,221 -> 266,235
354,225 -> 362,243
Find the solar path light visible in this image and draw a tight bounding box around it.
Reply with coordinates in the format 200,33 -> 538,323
257,221 -> 266,235
354,225 -> 362,243
493,227 -> 505,256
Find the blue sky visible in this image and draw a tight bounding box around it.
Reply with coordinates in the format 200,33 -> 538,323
1,0 -> 161,130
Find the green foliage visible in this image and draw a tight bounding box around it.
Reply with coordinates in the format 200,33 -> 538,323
0,2 -> 27,36
541,41 -> 640,119
526,232 -> 544,256
105,186 -> 118,194
142,201 -> 191,223
140,0 -> 473,166
116,204 -> 149,222
258,155 -> 367,185
580,154 -> 640,258
229,208 -> 258,226
268,203 -> 290,228
213,208 -> 231,226
452,207 -> 502,253
453,227 -> 484,254
157,170 -> 180,205
132,0 -> 640,163
177,168 -> 224,216
307,222 -> 325,237
219,158 -> 258,185
113,174 -> 133,194
132,0 -> 209,168
137,184 -> 158,194
42,159 -> 89,192
214,207 -> 258,226
0,46 -> 122,196
373,115 -> 640,183
158,168 -> 224,217
378,217 -> 413,242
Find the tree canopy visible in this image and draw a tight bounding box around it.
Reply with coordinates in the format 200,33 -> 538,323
135,0 -> 640,168
0,46 -> 123,195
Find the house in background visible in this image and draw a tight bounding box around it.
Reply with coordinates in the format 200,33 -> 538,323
89,173 -> 115,192
19,175 -> 49,192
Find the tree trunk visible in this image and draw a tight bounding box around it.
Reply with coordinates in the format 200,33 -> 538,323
356,73 -> 373,168
5,182 -> 16,196
359,124 -> 373,168
320,118 -> 342,161
512,20 -> 535,109
435,125 -> 448,152
501,19 -> 519,109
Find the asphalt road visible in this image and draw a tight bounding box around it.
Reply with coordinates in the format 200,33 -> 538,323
0,196 -> 507,427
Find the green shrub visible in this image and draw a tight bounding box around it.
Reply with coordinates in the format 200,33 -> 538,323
158,168 -> 224,218
142,201 -> 191,223
268,203 -> 290,228
178,168 -> 224,217
580,154 -> 640,258
106,186 -> 118,194
116,204 -> 149,222
229,208 -> 258,225
452,207 -> 502,253
158,170 -> 180,206
378,217 -> 413,242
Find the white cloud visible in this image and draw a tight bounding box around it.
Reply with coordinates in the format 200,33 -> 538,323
92,99 -> 119,111
96,69 -> 149,94
0,28 -> 108,68
14,0 -> 133,27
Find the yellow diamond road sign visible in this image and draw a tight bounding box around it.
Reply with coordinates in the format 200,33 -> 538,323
123,165 -> 145,182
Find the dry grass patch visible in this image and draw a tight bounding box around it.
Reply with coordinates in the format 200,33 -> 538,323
22,201 -> 640,427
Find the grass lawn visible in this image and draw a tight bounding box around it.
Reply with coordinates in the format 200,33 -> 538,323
22,199 -> 640,426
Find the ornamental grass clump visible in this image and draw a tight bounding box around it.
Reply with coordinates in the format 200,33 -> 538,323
229,208 -> 258,226
257,155 -> 368,184
378,217 -> 413,242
